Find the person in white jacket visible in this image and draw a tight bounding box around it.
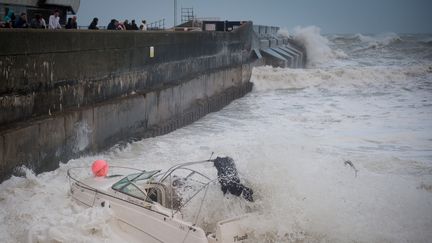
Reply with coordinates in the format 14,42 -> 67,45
49,10 -> 61,29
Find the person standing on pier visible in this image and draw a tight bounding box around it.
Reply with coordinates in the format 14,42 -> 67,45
13,13 -> 28,28
48,10 -> 61,29
3,9 -> 15,28
65,16 -> 77,29
141,20 -> 147,31
131,20 -> 139,30
30,14 -> 47,29
88,17 -> 99,30
107,19 -> 117,30
123,20 -> 131,30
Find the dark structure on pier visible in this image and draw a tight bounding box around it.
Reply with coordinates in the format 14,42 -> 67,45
0,0 -> 79,25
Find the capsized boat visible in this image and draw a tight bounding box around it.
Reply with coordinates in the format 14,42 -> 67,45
67,157 -> 254,243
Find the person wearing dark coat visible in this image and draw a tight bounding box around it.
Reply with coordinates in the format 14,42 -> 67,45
130,19 -> 139,30
13,13 -> 28,28
107,19 -> 117,30
124,19 -> 131,30
88,17 -> 99,30
30,14 -> 46,29
65,16 -> 77,29
65,18 -> 72,29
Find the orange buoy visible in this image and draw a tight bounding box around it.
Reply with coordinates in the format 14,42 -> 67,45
92,160 -> 109,177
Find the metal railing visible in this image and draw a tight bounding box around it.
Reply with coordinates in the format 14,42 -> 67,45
77,25 -> 107,30
147,18 -> 165,30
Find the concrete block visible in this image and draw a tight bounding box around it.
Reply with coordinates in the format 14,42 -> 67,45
77,49 -> 115,80
0,135 -> 5,180
272,48 -> 295,67
261,48 -> 287,68
171,85 -> 182,115
64,108 -> 94,155
242,63 -> 252,83
0,56 -> 17,93
0,94 -> 35,126
180,78 -> 198,112
2,124 -> 40,172
30,31 -> 68,54
260,39 -> 270,49
92,102 -> 120,150
0,30 -> 30,55
116,96 -> 147,138
37,117 -> 66,170
146,92 -> 158,127
157,87 -> 175,123
79,31 -> 113,51
276,38 -> 283,45
51,51 -> 82,82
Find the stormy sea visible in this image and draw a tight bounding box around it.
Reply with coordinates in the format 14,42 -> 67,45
1,26 -> 432,242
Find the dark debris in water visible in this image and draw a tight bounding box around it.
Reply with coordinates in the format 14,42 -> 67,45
344,160 -> 359,177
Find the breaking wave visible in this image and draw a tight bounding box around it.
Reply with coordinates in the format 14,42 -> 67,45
354,33 -> 402,51
277,27 -> 290,38
251,64 -> 431,91
292,26 -> 347,67
422,38 -> 432,46
330,32 -> 402,47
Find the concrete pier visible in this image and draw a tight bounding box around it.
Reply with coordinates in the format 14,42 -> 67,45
0,22 -> 306,181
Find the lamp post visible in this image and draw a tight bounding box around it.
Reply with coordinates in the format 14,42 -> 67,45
174,0 -> 177,27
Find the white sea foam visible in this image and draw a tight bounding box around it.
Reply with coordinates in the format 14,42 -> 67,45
292,26 -> 347,67
277,27 -> 290,38
251,64 -> 430,91
421,37 -> 432,45
328,32 -> 402,47
355,32 -> 401,48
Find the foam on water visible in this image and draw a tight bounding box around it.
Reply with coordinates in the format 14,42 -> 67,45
252,64 -> 431,91
1,30 -> 432,242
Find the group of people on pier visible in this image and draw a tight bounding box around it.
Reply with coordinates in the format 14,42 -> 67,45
106,19 -> 147,31
1,9 -> 147,31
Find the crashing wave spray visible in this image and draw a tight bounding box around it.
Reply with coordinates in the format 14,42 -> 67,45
292,26 -> 347,67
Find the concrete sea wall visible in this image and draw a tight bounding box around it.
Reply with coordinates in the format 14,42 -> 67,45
0,24 -> 254,181
252,25 -> 307,68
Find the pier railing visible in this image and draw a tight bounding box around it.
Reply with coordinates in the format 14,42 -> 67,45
148,19 -> 166,30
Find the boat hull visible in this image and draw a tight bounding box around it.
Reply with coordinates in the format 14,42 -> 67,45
71,180 -> 209,243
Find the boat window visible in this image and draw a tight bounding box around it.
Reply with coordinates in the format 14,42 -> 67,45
112,177 -> 130,191
121,183 -> 146,199
112,170 -> 160,191
128,170 -> 160,182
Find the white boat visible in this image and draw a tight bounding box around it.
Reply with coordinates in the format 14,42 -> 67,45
67,158 -> 254,243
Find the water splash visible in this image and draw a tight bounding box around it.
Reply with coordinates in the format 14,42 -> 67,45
292,26 -> 347,67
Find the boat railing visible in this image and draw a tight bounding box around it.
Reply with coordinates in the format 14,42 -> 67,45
155,160 -> 220,219
158,160 -> 213,182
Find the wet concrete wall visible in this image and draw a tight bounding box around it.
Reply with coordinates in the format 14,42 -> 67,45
0,23 -> 254,181
252,25 -> 307,68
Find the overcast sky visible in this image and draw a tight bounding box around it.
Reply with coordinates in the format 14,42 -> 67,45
76,0 -> 432,34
